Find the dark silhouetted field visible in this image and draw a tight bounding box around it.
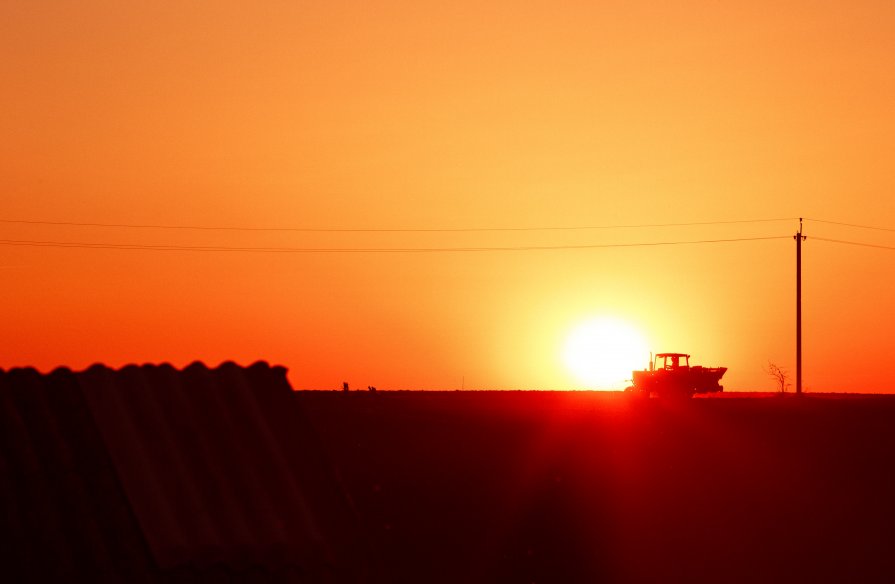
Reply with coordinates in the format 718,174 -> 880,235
299,391 -> 895,583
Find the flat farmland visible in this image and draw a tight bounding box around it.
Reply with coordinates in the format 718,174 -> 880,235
298,391 -> 895,583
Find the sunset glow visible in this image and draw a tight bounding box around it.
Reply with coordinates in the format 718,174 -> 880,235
2,1 -> 895,391
563,317 -> 649,390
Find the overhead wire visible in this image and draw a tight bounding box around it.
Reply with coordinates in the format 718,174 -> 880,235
805,218 -> 895,233
20,215 -> 895,254
802,218 -> 895,251
811,237 -> 895,251
0,217 -> 797,233
0,236 -> 789,253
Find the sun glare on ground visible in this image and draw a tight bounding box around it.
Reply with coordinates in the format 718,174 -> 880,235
563,317 -> 650,390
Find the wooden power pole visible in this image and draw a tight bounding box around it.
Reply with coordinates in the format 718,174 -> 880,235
795,218 -> 806,394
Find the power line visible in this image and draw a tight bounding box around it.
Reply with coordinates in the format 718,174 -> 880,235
0,236 -> 788,253
806,218 -> 895,233
0,217 -> 797,233
812,237 -> 895,251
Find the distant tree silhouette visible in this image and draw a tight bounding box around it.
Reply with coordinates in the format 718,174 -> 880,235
368,385 -> 377,393
342,381 -> 350,392
766,362 -> 791,393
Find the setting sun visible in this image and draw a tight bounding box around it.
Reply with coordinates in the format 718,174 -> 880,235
563,317 -> 650,390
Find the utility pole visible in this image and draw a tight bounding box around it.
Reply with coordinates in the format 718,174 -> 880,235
795,218 -> 806,394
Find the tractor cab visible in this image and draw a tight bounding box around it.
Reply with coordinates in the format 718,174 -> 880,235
653,353 -> 690,372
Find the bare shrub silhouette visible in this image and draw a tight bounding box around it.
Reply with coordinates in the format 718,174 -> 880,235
766,362 -> 791,393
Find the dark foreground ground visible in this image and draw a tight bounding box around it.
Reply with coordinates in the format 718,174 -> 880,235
298,391 -> 895,583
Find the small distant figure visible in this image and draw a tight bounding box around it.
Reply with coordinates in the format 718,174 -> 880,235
342,382 -> 350,392
368,385 -> 377,393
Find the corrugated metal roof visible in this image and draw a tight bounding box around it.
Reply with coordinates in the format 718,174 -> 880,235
0,361 -> 358,582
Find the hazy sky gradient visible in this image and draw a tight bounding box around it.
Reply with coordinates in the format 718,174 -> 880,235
2,1 -> 894,390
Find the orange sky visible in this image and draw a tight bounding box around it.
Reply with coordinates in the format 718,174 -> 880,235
2,1 -> 894,391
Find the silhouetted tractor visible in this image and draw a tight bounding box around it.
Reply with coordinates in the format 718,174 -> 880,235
626,353 -> 727,398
